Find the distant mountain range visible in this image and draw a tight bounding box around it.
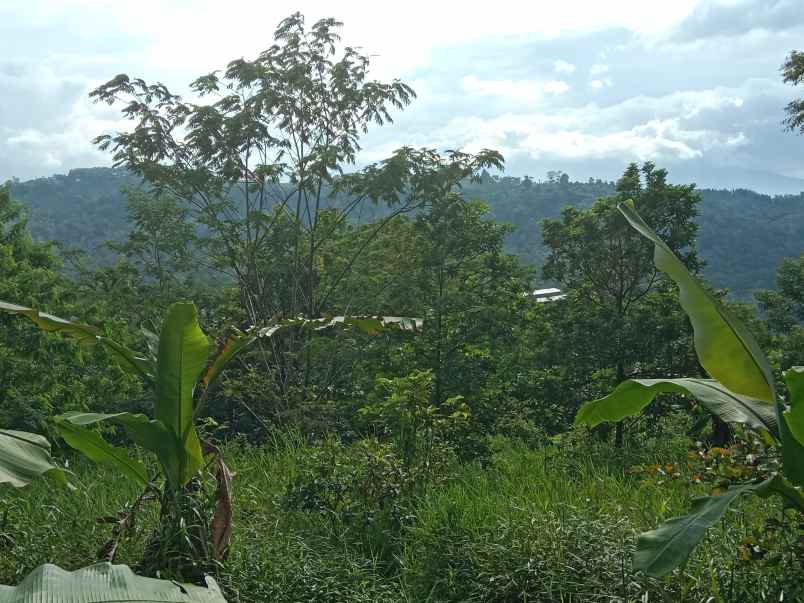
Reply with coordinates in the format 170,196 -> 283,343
8,167 -> 804,300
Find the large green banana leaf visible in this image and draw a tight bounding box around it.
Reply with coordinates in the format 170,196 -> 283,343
156,303 -> 209,487
56,411 -> 182,488
55,421 -> 149,487
575,378 -> 778,436
0,429 -> 65,488
618,201 -> 775,402
0,563 -> 226,602
635,475 -> 804,576
784,367 -> 804,446
618,201 -> 804,486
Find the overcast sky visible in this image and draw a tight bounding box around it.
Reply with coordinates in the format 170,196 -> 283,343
2,0 -> 803,193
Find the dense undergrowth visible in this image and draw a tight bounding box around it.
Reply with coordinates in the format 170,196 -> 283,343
2,420 -> 800,602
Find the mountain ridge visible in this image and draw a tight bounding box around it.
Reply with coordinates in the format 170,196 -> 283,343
7,166 -> 804,300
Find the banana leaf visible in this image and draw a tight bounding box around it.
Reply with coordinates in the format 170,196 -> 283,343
0,301 -> 98,343
575,378 -> 778,437
635,481 -> 763,576
57,411 -> 183,488
618,201 -> 804,486
618,201 -> 775,402
0,562 -> 226,602
635,475 -> 804,576
155,303 -> 209,486
0,429 -> 65,488
0,300 -> 154,381
201,328 -> 254,389
784,366 -> 804,446
257,314 -> 422,338
55,421 -> 149,487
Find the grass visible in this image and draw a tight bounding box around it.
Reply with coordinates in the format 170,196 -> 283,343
0,427 -> 800,602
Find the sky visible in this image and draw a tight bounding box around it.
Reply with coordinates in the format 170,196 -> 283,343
1,0 -> 803,193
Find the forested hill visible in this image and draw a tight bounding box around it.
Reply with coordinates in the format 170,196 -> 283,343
9,167 -> 804,299
461,175 -> 804,299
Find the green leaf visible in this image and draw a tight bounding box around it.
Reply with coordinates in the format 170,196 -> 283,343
201,329 -> 255,389
576,378 -> 778,436
0,562 -> 226,602
757,474 -> 804,512
779,403 -> 804,487
59,412 -> 182,489
156,302 -> 209,485
0,300 -> 98,343
618,201 -> 775,402
0,300 -> 155,384
784,366 -> 804,446
635,480 -> 766,576
98,337 -> 156,383
0,429 -> 65,488
55,421 -> 149,487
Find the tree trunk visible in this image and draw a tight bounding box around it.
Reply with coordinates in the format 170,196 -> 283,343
614,356 -> 626,448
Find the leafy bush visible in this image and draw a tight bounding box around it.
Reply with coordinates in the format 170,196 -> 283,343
283,437 -> 411,555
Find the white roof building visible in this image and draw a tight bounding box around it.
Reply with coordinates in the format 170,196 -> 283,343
528,287 -> 567,303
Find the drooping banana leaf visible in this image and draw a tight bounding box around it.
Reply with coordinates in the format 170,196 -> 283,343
257,315 -> 423,338
201,315 -> 421,393
98,337 -> 156,383
55,421 -> 149,487
156,302 -> 209,486
0,429 -> 65,488
57,412 -> 182,488
0,301 -> 98,343
0,300 -> 155,382
0,562 -> 226,602
618,201 -> 775,402
575,378 -> 778,437
635,475 -> 804,577
784,366 -> 804,446
201,328 -> 255,389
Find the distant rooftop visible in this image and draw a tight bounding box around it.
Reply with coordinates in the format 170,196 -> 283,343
528,288 -> 567,303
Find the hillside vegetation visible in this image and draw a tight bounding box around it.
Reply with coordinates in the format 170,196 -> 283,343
10,167 -> 804,298
1,13 -> 803,602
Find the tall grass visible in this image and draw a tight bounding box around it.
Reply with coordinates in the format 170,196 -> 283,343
0,429 -> 799,602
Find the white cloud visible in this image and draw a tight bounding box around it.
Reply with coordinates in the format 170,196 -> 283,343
0,61 -> 127,179
553,60 -> 576,73
590,78 -> 613,89
461,76 -> 569,104
4,0 -> 706,80
2,0 -> 797,187
396,86 -> 755,166
726,132 -> 748,146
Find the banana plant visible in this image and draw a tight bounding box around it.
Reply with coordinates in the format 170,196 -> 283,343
0,300 -> 421,494
0,299 -> 421,574
52,302 -> 222,491
3,301 -> 246,574
574,200 -> 804,577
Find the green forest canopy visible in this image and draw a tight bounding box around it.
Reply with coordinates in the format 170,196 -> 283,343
9,166 -> 804,300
